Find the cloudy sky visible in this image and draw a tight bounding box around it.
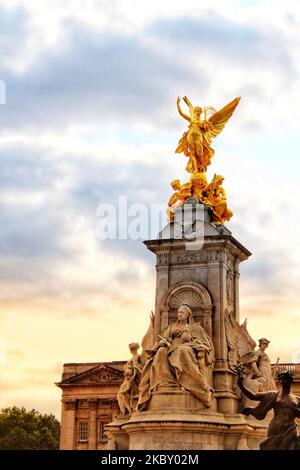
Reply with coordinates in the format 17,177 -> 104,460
0,0 -> 300,418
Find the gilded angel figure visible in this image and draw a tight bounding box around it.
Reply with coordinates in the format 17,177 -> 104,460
175,96 -> 240,173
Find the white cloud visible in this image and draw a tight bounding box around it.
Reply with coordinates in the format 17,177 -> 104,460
0,0 -> 300,415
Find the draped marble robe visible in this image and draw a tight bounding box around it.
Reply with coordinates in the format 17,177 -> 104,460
137,319 -> 214,411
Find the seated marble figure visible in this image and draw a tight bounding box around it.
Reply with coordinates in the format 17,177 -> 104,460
137,303 -> 215,411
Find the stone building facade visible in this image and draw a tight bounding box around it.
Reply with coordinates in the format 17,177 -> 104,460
57,361 -> 300,450
57,361 -> 125,450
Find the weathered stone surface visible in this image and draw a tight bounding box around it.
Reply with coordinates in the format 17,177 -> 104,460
112,202 -> 265,449
122,408 -> 267,450
143,203 -> 251,416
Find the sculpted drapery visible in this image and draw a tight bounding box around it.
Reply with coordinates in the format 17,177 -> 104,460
252,338 -> 277,391
137,304 -> 214,411
175,96 -> 240,173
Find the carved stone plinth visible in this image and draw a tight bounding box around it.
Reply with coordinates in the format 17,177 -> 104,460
122,410 -> 267,450
121,386 -> 267,450
105,416 -> 129,450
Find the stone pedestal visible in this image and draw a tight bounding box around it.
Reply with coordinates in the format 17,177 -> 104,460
146,201 -> 251,415
110,200 -> 269,449
122,384 -> 267,450
105,416 -> 129,450
122,407 -> 267,450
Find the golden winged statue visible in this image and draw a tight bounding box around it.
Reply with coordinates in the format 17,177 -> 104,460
175,96 -> 240,173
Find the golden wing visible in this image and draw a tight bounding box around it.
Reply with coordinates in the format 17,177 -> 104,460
206,97 -> 240,144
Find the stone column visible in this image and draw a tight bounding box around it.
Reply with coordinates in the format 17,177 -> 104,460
202,306 -> 213,338
88,399 -> 98,450
208,250 -> 239,414
60,399 -> 76,450
234,260 -> 240,322
154,251 -> 170,336
207,255 -> 224,368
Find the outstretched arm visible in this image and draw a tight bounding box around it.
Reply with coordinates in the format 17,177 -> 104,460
183,96 -> 194,116
177,97 -> 190,122
168,193 -> 179,207
237,376 -> 266,401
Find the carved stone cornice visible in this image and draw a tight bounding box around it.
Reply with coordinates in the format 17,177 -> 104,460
78,399 -> 89,409
98,399 -> 115,408
145,234 -> 251,262
65,399 -> 76,410
88,399 -> 98,409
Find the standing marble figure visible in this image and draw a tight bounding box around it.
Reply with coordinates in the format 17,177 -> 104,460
252,338 -> 277,390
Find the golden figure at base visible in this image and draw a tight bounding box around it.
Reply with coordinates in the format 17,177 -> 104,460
176,95 -> 240,173
202,174 -> 233,225
167,179 -> 192,222
167,172 -> 233,225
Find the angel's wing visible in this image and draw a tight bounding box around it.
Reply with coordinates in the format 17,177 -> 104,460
225,309 -> 239,372
206,97 -> 240,144
240,319 -> 256,352
140,311 -> 155,364
225,309 -> 255,372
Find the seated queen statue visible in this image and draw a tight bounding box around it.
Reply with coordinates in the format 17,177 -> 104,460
137,303 -> 215,411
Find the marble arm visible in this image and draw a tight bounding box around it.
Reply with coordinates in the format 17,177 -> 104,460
250,360 -> 263,378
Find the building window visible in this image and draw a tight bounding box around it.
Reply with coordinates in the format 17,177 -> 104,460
99,420 -> 110,442
79,421 -> 89,442
99,400 -> 112,407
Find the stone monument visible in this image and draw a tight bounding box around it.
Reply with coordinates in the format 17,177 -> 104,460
105,95 -> 274,450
